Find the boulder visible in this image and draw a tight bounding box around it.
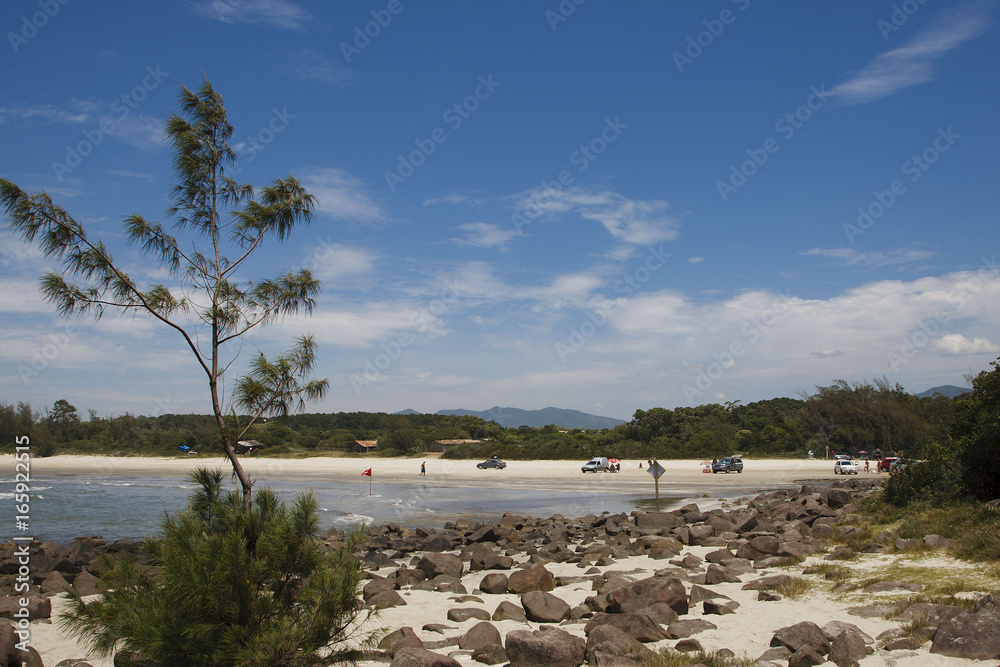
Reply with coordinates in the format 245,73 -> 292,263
665,618 -> 716,639
635,602 -> 678,626
584,613 -> 667,643
472,643 -> 508,665
674,638 -> 703,652
897,602 -> 967,627
605,576 -> 687,615
479,573 -> 508,594
770,621 -> 831,655
930,594 -> 1000,660
459,621 -> 503,653
0,595 -> 50,621
381,627 -> 425,657
702,599 -> 736,615
390,647 -> 463,667
633,512 -> 681,531
741,574 -> 790,591
40,570 -> 72,595
505,627 -> 586,667
447,608 -> 491,622
363,577 -> 400,602
862,581 -> 923,593
492,600 -> 528,622
826,488 -> 851,509
923,534 -> 956,549
828,628 -> 867,667
521,591 -> 571,623
368,589 -> 407,608
584,624 -> 652,665
788,645 -> 825,667
417,553 -> 464,580
884,637 -> 923,651
821,621 -> 872,645
704,564 -> 739,585
506,564 -> 555,594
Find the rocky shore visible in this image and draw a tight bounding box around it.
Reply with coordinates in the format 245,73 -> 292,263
4,477 -> 999,667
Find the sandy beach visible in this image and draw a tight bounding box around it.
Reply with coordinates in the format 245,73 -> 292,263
23,454 -> 863,492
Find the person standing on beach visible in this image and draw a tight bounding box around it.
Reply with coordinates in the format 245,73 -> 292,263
420,462 -> 426,476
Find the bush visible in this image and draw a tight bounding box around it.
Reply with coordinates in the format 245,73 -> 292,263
61,468 -> 377,666
882,443 -> 963,506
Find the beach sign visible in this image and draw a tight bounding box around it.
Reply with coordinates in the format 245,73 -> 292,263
647,460 -> 665,511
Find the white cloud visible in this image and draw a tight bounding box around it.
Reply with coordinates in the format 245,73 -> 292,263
451,223 -> 518,250
510,186 -> 681,246
935,333 -> 997,355
811,349 -> 844,358
831,3 -> 990,105
297,242 -> 377,283
299,168 -> 387,223
687,257 -> 705,264
280,49 -> 351,85
191,0 -> 312,29
0,101 -> 165,149
803,247 -> 936,267
424,193 -> 475,206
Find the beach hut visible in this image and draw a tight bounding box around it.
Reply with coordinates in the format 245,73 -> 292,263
348,440 -> 378,454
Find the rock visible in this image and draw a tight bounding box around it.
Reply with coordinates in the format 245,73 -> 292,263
507,564 -> 555,594
826,488 -> 851,509
584,624 -> 652,665
665,619 -> 717,639
674,638 -> 702,652
741,574 -> 790,591
364,577 -> 400,601
862,581 -> 924,593
756,646 -> 792,663
688,584 -> 727,605
417,553 -> 464,580
584,613 -> 667,643
459,621 -> 502,653
381,627 -> 425,656
505,626 -> 586,667
605,576 -> 687,615
923,534 -> 956,549
894,537 -> 921,551
757,591 -> 782,601
635,602 -> 678,626
521,591 -> 571,623
824,546 -> 856,561
930,593 -> 1000,660
821,621 -> 873,645
390,647 -> 463,667
704,564 -> 739,585
1,623 -> 22,667
492,600 -> 528,622
0,595 -> 50,620
884,637 -> 923,651
788,645 -> 826,667
898,602 -> 967,626
703,547 -> 734,563
770,621 -> 831,655
686,525 -> 715,545
423,623 -> 455,634
447,608 -> 491,622
633,512 -> 681,531
472,643 -> 508,665
41,569 -> 72,595
368,589 -> 407,608
828,628 -> 867,667
479,573 -> 508,594
54,660 -> 94,667
702,600 -> 736,615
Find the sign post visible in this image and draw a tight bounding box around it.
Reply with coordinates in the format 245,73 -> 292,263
647,459 -> 666,511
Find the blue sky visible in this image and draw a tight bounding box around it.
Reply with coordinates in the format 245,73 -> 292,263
2,0 -> 998,421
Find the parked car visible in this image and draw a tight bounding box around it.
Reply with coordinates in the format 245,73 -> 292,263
878,457 -> 900,472
835,453 -> 852,461
889,459 -> 908,474
477,458 -> 506,469
834,459 -> 859,475
582,456 -> 610,473
712,457 -> 743,473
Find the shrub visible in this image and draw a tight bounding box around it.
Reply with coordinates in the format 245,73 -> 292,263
61,468 -> 377,666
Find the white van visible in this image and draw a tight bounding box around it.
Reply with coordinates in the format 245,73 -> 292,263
582,457 -> 610,473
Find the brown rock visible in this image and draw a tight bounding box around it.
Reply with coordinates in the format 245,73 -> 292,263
479,573 -> 508,594
521,591 -> 571,623
770,621 -> 831,655
459,621 -> 502,653
635,602 -> 678,626
507,563 -> 555,594
930,594 -> 1000,660
828,628 -> 867,667
788,645 -> 826,667
584,613 -> 667,643
505,627 -> 586,667
447,607 -> 491,622
381,627 -> 425,657
862,581 -> 923,593
417,553 -> 464,580
704,564 -> 739,585
584,624 -> 652,665
884,636 -> 923,651
665,618 -> 717,639
703,599 -> 736,615
674,637 -> 703,652
492,600 -> 528,622
605,576 -> 687,615
368,589 -> 407,608
390,647 -> 463,667
0,595 -> 50,620
741,574 -> 791,591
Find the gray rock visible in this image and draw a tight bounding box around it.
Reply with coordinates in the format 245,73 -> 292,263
447,608 -> 491,622
740,574 -> 790,591
930,594 -> 1000,659
584,613 -> 667,643
770,621 -> 831,655
862,581 -> 924,593
923,533 -> 956,549
821,621 -> 873,645
584,624 -> 652,665
665,618 -> 717,639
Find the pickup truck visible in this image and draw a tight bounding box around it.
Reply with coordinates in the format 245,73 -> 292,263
582,457 -> 610,473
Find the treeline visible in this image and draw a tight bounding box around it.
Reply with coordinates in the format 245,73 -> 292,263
0,375 -> 971,460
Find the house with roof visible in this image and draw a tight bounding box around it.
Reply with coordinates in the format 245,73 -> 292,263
348,440 -> 378,454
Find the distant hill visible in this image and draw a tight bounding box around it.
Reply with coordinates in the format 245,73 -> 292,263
916,385 -> 970,398
393,408 -> 420,415
434,406 -> 625,430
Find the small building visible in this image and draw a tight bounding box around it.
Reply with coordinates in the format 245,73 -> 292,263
427,439 -> 480,452
348,440 -> 378,454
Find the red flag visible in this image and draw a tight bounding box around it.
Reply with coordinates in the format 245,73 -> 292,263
361,468 -> 372,477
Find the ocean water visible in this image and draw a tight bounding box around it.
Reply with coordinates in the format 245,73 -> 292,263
4,473 -> 674,545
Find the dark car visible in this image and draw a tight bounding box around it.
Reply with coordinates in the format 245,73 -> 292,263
477,458 -> 506,469
712,456 -> 743,473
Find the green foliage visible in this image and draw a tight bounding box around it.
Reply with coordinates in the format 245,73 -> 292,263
953,358 -> 1000,501
60,468 -> 377,666
882,442 -> 963,506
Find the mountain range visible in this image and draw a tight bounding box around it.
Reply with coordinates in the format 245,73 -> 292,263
394,406 -> 626,430
915,385 -> 971,398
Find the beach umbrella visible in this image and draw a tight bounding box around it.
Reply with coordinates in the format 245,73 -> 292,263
608,458 -> 620,463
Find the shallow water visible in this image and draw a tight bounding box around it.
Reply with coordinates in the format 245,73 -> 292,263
8,472 -> 686,545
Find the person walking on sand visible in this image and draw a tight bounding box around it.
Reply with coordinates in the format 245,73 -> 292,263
864,459 -> 870,474
420,461 -> 426,476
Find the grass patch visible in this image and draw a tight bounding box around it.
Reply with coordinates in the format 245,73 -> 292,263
645,649 -> 755,667
774,575 -> 812,599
